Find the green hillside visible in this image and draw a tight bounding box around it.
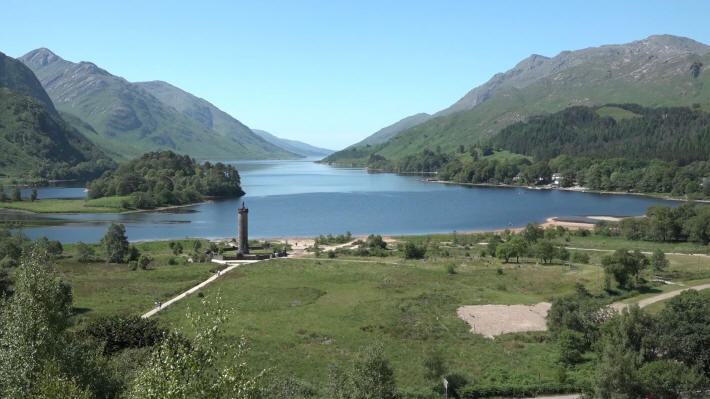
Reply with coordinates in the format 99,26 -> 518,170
489,104 -> 710,164
0,51 -> 55,113
0,88 -> 114,181
19,49 -> 295,161
135,81 -> 297,159
326,35 -> 710,164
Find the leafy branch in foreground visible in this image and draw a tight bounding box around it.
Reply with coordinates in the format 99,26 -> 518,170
129,292 -> 265,399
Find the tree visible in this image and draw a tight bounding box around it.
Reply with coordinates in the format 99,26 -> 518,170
29,188 -> 37,202
128,245 -> 140,262
601,249 -> 649,288
128,295 -> 264,398
0,248 -> 73,397
650,248 -> 669,271
75,242 -> 95,263
522,223 -> 544,243
655,290 -> 710,375
496,242 -> 515,263
101,223 -> 129,263
533,240 -> 555,263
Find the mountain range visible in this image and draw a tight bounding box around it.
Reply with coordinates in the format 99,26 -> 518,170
325,34 -> 710,164
0,51 -> 113,180
19,48 -> 297,161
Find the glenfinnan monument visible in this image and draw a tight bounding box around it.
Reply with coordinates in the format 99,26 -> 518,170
238,202 -> 249,254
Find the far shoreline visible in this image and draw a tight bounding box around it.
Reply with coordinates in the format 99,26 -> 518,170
421,178 -> 710,204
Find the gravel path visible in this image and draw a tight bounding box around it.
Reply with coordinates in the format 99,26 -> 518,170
141,260 -> 260,318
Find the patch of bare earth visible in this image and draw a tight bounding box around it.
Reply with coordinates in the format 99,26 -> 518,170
456,303 -> 551,338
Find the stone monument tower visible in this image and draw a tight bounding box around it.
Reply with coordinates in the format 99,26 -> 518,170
238,202 -> 249,254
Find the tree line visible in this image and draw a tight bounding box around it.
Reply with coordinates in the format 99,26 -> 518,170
87,151 -> 245,209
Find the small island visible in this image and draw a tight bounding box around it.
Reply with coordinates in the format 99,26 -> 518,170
0,151 -> 245,214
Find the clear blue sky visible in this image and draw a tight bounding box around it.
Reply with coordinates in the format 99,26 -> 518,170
3,0 -> 710,149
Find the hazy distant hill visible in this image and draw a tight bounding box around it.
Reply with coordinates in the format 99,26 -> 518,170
19,48 -> 295,161
252,129 -> 333,157
0,52 -> 113,180
135,81 -> 297,159
326,35 -> 710,163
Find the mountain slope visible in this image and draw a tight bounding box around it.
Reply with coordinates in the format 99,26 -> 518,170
0,51 -> 56,113
252,129 -> 332,157
134,81 -> 296,159
0,52 -> 114,180
327,35 -> 710,163
489,104 -> 710,164
350,113 -> 431,148
19,48 -> 294,161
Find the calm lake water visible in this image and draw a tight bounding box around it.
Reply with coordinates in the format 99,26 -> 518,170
19,159 -> 676,243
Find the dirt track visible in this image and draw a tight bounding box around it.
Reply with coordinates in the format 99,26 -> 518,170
458,284 -> 710,338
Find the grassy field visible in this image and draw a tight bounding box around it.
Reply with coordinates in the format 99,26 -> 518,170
49,232 -> 710,396
0,197 -> 128,213
55,240 -> 222,326
155,256 -> 591,394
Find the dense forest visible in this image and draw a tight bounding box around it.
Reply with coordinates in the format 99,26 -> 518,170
489,104 -> 710,164
88,151 -> 244,209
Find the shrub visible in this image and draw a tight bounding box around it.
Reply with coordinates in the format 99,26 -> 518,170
445,263 -> 456,275
81,315 -> 167,355
403,242 -> 426,259
138,254 -> 152,270
75,242 -> 95,263
571,251 -> 590,264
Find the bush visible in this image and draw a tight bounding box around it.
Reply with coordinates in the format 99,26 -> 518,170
571,251 -> 590,264
445,263 -> 456,275
167,257 -> 178,265
75,242 -> 95,263
81,315 -> 167,355
138,254 -> 152,270
403,242 -> 426,259
327,250 -> 336,259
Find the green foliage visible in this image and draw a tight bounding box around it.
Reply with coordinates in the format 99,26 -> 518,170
88,151 -> 245,209
655,290 -> 710,375
0,248 -> 73,396
571,251 -> 590,264
315,231 -> 353,245
81,315 -> 167,356
403,242 -> 426,259
601,249 -> 649,289
532,240 -> 555,263
327,343 -> 398,399
128,294 -> 264,398
621,203 -> 710,244
138,254 -> 152,270
29,188 -> 37,202
650,248 -> 670,271
169,241 -> 183,255
75,242 -> 95,263
101,223 -> 130,263
491,104 -> 710,164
